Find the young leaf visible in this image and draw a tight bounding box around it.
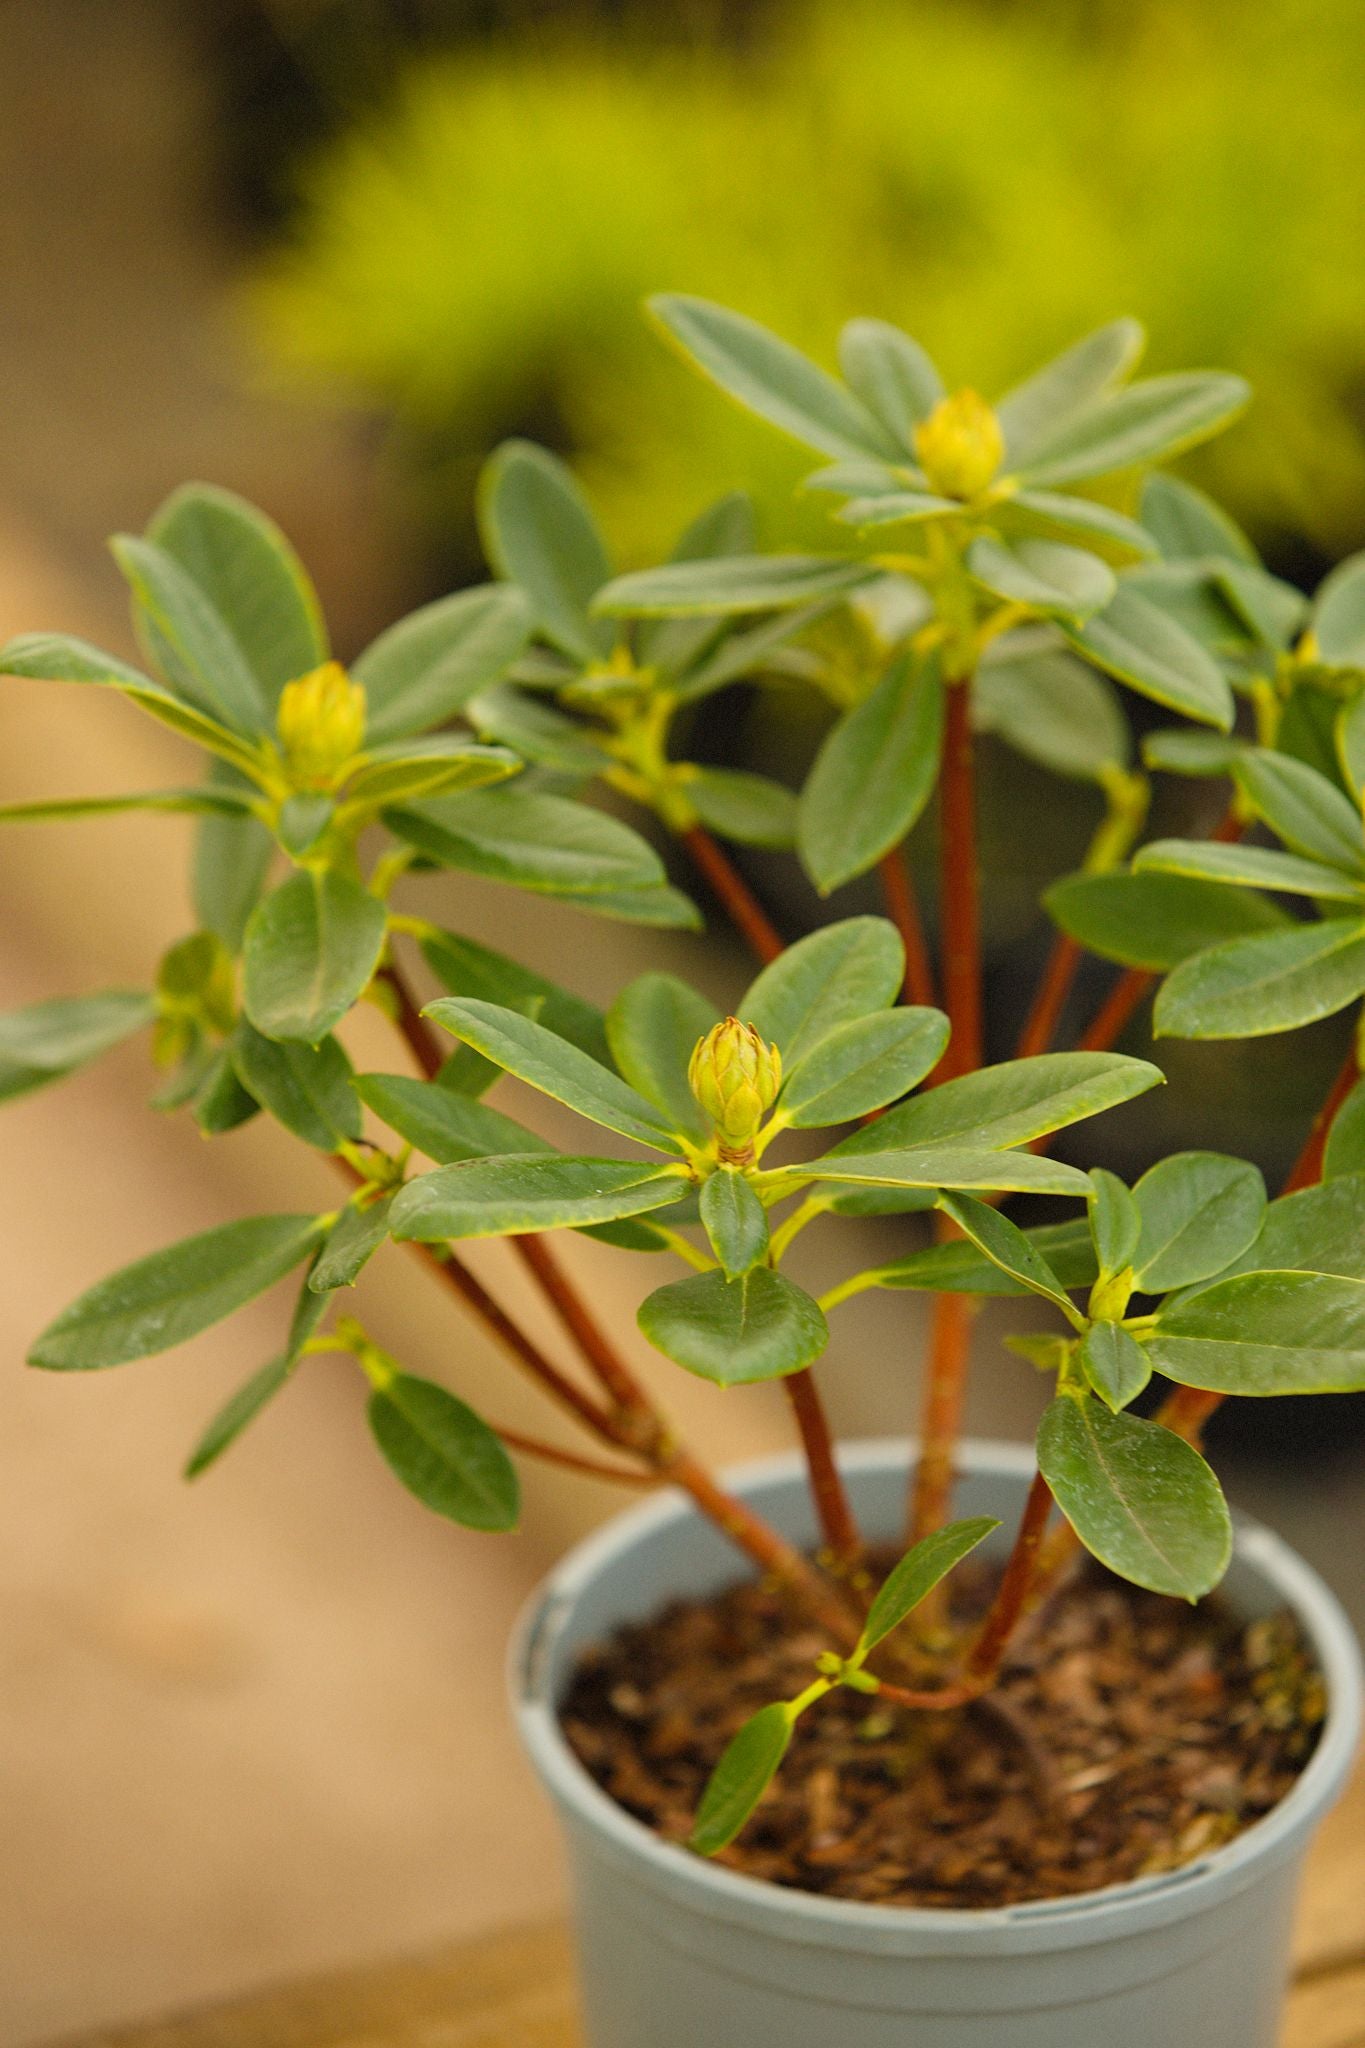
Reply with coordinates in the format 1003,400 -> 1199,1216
478,441 -> 614,665
998,491 -> 1158,561
1037,1395 -> 1232,1599
869,1217 -> 1097,1295
684,768 -> 798,849
1134,838 -> 1365,903
996,319 -> 1145,466
355,1072 -> 551,1162
116,683 -> 265,779
1130,1152 -> 1266,1293
1063,585 -> 1234,730
0,990 -> 155,1103
858,1517 -> 1000,1655
368,1373 -> 518,1530
638,1267 -> 827,1385
672,598 -> 840,702
1140,474 -> 1257,566
232,1024 -> 361,1151
974,640 -> 1128,783
835,489 -> 960,529
1149,1270 -> 1365,1393
389,1157 -> 687,1240
776,1007 -> 949,1126
699,1169 -> 770,1277
308,1194 -> 395,1292
606,973 -> 721,1141
1088,1168 -> 1140,1279
353,583 -> 533,743
636,489 -> 756,676
796,1145 -> 1090,1198
29,1214 -> 325,1370
1154,918 -> 1365,1040
0,630 -> 153,690
0,787 -> 257,826
111,535 -> 269,736
424,997 -> 683,1150
243,870 -> 387,1044
148,483 -> 327,701
690,1701 -> 796,1855
650,295 -> 900,462
184,1352 -> 295,1479
837,317 -> 942,445
420,927 -> 610,1066
595,554 -> 875,618
966,536 -> 1115,623
798,651 -> 944,893
1142,729 -> 1244,778
1312,553 -> 1365,668
1046,868 -> 1288,972
742,916 -> 904,1065
1079,1321 -> 1152,1412
1233,751 -> 1365,874
386,787 -> 665,897
1019,373 -> 1249,489
830,1051 -> 1163,1156
341,737 -> 519,810
937,1192 -> 1080,1320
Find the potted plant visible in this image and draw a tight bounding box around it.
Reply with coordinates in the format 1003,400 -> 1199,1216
2,299 -> 1361,2047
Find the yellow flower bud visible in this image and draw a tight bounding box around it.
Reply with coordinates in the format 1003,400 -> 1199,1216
913,389 -> 1005,501
276,661 -> 367,789
688,1017 -> 782,1154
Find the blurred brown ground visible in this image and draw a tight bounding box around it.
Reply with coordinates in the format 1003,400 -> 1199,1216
0,7 -> 1358,2046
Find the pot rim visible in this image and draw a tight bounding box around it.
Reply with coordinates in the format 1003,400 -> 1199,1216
513,1437 -> 1363,1953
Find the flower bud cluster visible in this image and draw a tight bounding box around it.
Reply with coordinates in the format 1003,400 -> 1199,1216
688,1017 -> 782,1158
913,389 -> 1005,501
276,661 -> 367,789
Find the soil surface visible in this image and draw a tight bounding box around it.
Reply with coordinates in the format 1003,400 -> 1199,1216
561,1555 -> 1324,1908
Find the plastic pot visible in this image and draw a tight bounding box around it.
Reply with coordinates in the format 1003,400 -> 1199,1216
513,1439 -> 1361,2048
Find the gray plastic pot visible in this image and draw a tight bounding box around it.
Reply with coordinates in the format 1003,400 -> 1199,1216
513,1439 -> 1362,2048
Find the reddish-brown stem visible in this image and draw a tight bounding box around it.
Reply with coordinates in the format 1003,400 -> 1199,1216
679,823 -> 784,965
1016,934 -> 1083,1059
1078,966 -> 1153,1053
877,845 -> 938,1008
1153,1383 -> 1224,1446
963,1469 -> 1054,1681
784,1370 -> 863,1566
933,678 -> 983,1082
910,1290 -> 975,1544
376,963 -> 447,1078
1282,1041 -> 1360,1194
494,1428 -> 659,1486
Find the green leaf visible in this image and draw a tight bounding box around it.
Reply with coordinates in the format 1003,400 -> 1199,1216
1149,1270 -> 1365,1394
966,536 -> 1115,623
355,1072 -> 551,1162
650,295 -> 899,462
567,881 -> 702,930
684,768 -> 798,849
837,318 -> 942,445
308,1194 -> 395,1291
423,998 -> 682,1151
974,638 -> 1128,782
1233,751 -> 1365,873
1324,1081 -> 1365,1181
858,1517 -> 999,1655
1134,838 -> 1365,903
830,1051 -> 1163,1156
184,1353 -> 295,1478
672,599 -> 840,702
868,1217 -> 1096,1295
1214,563 -> 1306,653
1337,696 -> 1365,803
996,320 -> 1145,467
1141,729 -> 1244,778
1088,1167 -> 1140,1278
835,489 -> 961,529
232,1023 -> 361,1150
0,787 -> 257,826
390,1156 -> 686,1240
1046,868 -> 1287,971
638,1266 -> 827,1385
354,584 -> 534,743
368,1373 -> 518,1530
1037,1395 -> 1231,1599
0,630 -> 152,690
148,483 -> 327,701
478,441 -> 614,665
0,990 -> 155,1103
341,737 -> 519,811
419,927 -> 610,1066
276,793 -> 334,857
937,1192 -> 1078,1319
1079,1322 -> 1152,1412
743,917 -> 904,1069
465,684 -> 606,776
778,1008 -> 949,1128
192,1049 -> 261,1135
690,1701 -> 795,1855
1154,917 -> 1365,1040
798,651 -> 944,893
595,554 -> 874,618
794,1146 -> 1090,1198
636,490 -> 757,677
112,535 -> 269,736
386,787 -> 665,897
999,492 -> 1159,560
606,973 -> 720,1141
243,870 -> 387,1044
699,1170 -> 770,1277
1063,586 -> 1234,730
1019,373 -> 1249,489
1312,553 -> 1365,668
195,766 -> 275,950
29,1214 -> 325,1370
116,683 -> 266,779
1197,1175 -> 1365,1285
1140,474 -> 1258,566
1129,1151 -> 1266,1292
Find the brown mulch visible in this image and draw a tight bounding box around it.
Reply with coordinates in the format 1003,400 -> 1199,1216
560,1555 -> 1325,1909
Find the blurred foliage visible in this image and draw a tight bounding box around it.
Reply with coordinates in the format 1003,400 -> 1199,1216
250,0 -> 1365,574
